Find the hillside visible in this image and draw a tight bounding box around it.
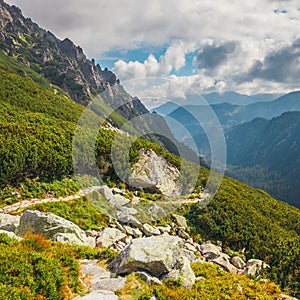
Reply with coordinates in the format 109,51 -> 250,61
0,1 -> 299,299
225,111 -> 300,207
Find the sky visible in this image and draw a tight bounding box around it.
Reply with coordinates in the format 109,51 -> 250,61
6,0 -> 300,108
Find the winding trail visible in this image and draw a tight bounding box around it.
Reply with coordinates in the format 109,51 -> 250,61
0,186 -> 101,214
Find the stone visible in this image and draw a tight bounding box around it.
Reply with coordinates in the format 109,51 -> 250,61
131,227 -> 143,238
200,243 -> 221,261
142,223 -> 161,236
109,236 -> 183,277
0,213 -> 20,232
109,194 -> 130,208
90,277 -> 126,291
55,233 -> 95,248
73,290 -> 118,300
112,187 -> 125,194
148,204 -> 166,219
118,207 -> 138,215
177,228 -> 190,239
99,185 -> 114,201
230,256 -> 246,269
172,214 -> 188,229
196,276 -> 205,281
182,249 -> 197,263
185,243 -> 197,253
128,149 -> 182,196
279,294 -> 299,300
242,259 -> 269,276
85,230 -> 98,238
116,211 -> 141,227
137,271 -> 163,285
0,229 -> 23,241
163,256 -> 195,289
157,225 -> 171,233
96,228 -> 126,248
123,225 -> 134,236
81,264 -> 111,279
18,210 -> 93,246
212,254 -> 239,274
131,196 -> 140,204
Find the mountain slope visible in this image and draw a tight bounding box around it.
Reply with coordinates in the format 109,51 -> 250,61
226,111 -> 300,207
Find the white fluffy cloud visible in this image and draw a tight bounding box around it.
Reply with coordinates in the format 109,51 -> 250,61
6,0 -> 300,101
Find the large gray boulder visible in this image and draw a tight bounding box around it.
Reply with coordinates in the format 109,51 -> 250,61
128,149 -> 182,196
0,213 -> 20,233
96,227 -> 126,248
109,236 -> 195,288
230,256 -> 246,269
18,210 -> 95,247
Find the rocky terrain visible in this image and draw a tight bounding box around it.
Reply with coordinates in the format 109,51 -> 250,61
0,183 -> 286,299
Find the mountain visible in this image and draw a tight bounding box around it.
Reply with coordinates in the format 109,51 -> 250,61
225,111 -> 300,208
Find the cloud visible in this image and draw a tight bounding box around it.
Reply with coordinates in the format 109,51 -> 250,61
194,41 -> 238,71
113,42 -> 196,79
239,38 -> 300,83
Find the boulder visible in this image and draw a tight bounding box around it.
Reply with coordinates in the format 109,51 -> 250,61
230,256 -> 246,269
99,185 -> 114,201
73,290 -> 118,300
96,228 -> 126,248
109,194 -> 130,208
148,204 -> 166,219
90,277 -> 126,292
116,211 -> 141,228
132,228 -> 143,238
128,149 -> 182,196
0,213 -> 20,233
242,259 -> 269,276
172,214 -> 187,229
109,236 -> 183,277
162,256 -> 195,289
212,254 -> 239,274
81,263 -> 110,280
142,223 -> 161,236
200,243 -> 221,261
177,228 -> 190,239
157,225 -> 171,233
18,210 -> 94,246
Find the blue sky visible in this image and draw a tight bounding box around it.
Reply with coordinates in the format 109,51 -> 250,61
7,0 -> 300,106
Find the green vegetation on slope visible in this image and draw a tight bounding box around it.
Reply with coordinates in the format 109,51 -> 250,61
117,263 -> 280,300
183,177 -> 300,296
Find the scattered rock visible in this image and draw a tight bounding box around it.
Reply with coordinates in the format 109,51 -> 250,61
177,227 -> 190,239
230,256 -> 246,269
109,194 -> 130,208
96,228 -> 126,248
109,235 -> 184,277
116,211 -> 141,228
184,243 -> 197,253
163,256 -> 195,289
17,210 -> 94,246
148,204 -> 166,219
128,149 -> 182,196
242,259 -> 269,276
73,290 -> 118,300
212,254 -> 239,274
157,225 -> 171,233
81,263 -> 110,280
137,271 -> 163,285
172,214 -> 187,229
142,223 -> 160,236
0,213 -> 20,233
131,227 -> 143,238
90,277 -> 126,292
200,243 -> 221,261
279,294 -> 299,300
99,185 -> 114,201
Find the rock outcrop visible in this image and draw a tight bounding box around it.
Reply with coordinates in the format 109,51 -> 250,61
109,235 -> 196,288
129,149 -> 182,196
17,210 -> 95,247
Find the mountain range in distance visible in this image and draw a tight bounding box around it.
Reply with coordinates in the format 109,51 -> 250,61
153,92 -> 300,208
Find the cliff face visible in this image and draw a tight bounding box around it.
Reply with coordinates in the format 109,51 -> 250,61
0,0 -> 147,118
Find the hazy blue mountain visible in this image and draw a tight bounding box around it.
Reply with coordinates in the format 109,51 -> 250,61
225,111 -> 300,208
